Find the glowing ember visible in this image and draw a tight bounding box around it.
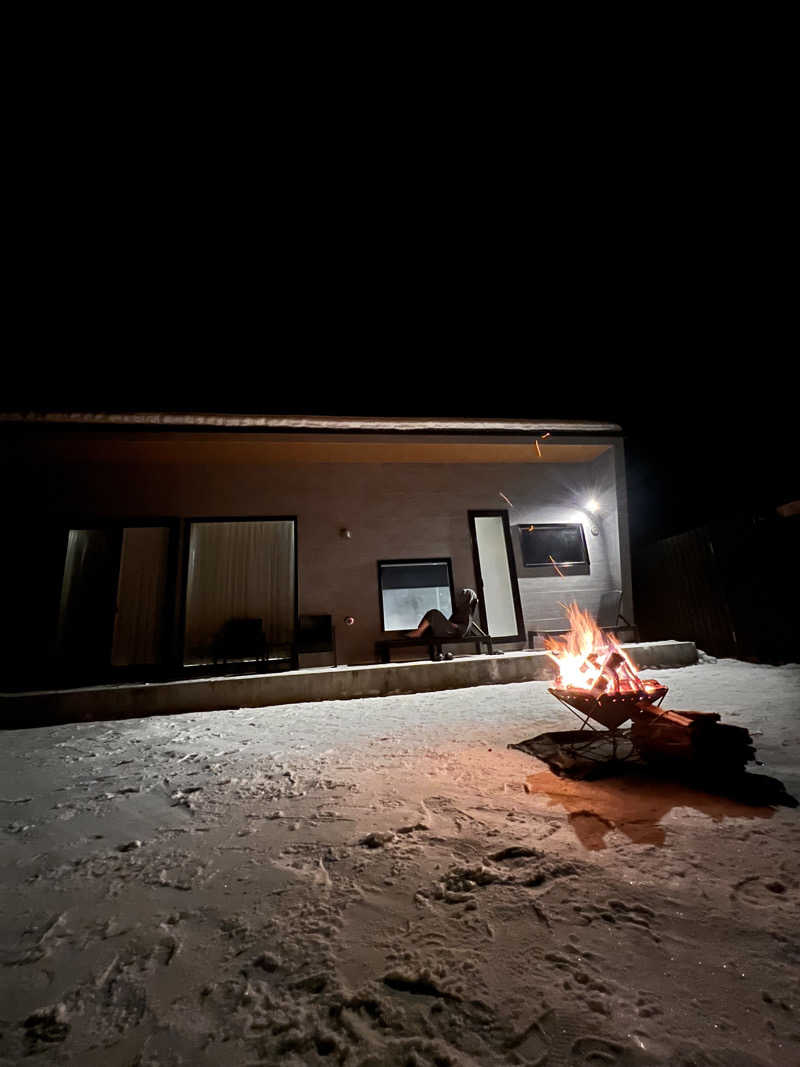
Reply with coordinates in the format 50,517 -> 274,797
545,602 -> 661,697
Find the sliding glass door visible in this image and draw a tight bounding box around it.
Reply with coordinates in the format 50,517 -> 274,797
55,517 -> 296,680
183,519 -> 296,666
58,523 -> 174,675
58,528 -> 120,671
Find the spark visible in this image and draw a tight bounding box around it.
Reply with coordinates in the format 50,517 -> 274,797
534,440 -> 542,457
499,492 -> 513,507
548,555 -> 565,578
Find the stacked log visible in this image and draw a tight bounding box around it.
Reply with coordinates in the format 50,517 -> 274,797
630,703 -> 757,775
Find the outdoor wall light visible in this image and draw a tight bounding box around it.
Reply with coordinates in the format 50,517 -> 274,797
573,499 -> 600,535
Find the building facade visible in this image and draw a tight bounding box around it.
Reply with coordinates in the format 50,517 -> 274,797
1,414 -> 632,688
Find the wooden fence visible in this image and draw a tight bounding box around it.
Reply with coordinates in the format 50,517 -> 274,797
633,514 -> 798,663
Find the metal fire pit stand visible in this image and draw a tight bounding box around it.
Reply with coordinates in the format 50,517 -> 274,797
548,687 -> 667,730
544,685 -> 669,767
510,683 -> 672,777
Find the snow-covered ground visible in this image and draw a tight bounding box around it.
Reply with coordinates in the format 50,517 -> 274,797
2,660 -> 799,1066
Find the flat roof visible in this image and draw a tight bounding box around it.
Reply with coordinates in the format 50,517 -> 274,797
0,412 -> 622,434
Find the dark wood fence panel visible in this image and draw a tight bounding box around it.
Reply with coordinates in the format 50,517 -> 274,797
635,527 -> 737,658
634,515 -> 799,663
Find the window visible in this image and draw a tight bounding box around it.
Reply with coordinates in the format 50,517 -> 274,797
515,523 -> 590,574
378,558 -> 454,632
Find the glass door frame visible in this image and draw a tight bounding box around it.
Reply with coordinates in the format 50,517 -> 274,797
467,509 -> 525,643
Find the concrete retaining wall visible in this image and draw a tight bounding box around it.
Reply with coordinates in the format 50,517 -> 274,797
2,641 -> 697,728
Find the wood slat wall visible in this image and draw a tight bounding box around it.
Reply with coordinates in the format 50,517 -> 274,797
634,527 -> 738,658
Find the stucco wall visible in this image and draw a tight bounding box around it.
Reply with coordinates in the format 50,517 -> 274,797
6,443 -> 628,668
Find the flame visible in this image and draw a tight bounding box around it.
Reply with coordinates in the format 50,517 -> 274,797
544,602 -> 645,694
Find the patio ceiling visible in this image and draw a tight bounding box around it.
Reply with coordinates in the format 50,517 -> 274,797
4,433 -> 612,464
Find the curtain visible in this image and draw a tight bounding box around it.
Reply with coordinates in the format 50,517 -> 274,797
58,528 -> 117,666
111,527 -> 170,666
184,520 -> 295,664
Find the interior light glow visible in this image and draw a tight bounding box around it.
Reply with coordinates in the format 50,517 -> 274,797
586,499 -> 599,512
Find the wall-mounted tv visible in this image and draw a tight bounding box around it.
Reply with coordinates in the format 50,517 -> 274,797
514,523 -> 590,575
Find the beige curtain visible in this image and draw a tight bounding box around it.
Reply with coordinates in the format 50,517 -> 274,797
112,527 -> 170,666
184,520 -> 295,664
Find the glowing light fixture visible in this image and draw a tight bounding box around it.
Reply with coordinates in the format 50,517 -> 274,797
586,498 -> 599,513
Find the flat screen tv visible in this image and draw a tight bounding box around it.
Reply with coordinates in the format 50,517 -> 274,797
517,523 -> 590,570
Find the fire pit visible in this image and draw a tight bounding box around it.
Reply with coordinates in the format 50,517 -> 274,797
550,687 -> 667,731
511,604 -> 757,779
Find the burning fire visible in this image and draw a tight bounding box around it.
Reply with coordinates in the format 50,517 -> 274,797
545,603 -> 662,697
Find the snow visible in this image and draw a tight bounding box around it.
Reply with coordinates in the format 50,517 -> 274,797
1,660 -> 799,1065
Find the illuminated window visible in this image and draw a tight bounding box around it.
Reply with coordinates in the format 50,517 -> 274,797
377,558 -> 454,632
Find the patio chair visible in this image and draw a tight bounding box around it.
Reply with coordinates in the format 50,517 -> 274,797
527,590 -> 638,649
211,617 -> 270,664
461,592 -> 500,653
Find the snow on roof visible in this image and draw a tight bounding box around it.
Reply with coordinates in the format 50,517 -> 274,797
0,411 -> 622,434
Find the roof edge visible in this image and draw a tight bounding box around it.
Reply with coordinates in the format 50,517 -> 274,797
0,412 -> 623,434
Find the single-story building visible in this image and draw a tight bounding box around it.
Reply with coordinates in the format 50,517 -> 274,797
1,412 -> 634,695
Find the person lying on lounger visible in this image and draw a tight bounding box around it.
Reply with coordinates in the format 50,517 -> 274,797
406,588 -> 480,641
